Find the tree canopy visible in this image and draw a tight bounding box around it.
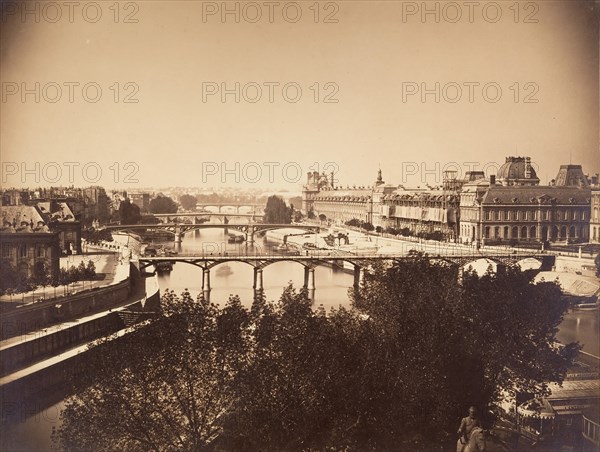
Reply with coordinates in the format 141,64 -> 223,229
179,194 -> 198,211
55,254 -> 578,451
263,195 -> 292,224
149,195 -> 178,214
118,199 -> 141,225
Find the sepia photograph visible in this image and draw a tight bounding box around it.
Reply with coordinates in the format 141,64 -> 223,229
1,0 -> 599,450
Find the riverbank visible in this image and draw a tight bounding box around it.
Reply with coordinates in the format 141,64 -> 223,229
0,271 -> 161,451
0,251 -> 125,307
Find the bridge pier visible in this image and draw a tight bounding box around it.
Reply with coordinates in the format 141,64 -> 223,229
253,268 -> 263,297
202,268 -> 211,301
174,232 -> 183,245
307,267 -> 315,302
353,265 -> 361,290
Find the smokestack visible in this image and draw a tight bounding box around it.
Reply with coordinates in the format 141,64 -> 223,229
490,175 -> 496,186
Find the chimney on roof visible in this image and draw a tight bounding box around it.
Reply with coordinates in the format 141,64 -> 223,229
525,157 -> 532,179
490,175 -> 496,186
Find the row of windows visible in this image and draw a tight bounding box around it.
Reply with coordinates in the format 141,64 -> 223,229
484,209 -> 587,221
1,243 -> 47,258
483,225 -> 588,240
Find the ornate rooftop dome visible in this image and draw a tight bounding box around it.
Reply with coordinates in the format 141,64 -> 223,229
496,156 -> 540,186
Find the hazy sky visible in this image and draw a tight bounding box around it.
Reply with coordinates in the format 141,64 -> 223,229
1,0 -> 599,190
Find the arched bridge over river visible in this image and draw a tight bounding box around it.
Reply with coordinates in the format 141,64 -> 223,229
103,223 -> 323,245
138,253 -> 555,301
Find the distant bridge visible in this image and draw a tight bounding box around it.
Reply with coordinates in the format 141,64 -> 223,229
139,253 -> 553,301
152,212 -> 259,223
194,203 -> 264,213
103,223 -> 321,244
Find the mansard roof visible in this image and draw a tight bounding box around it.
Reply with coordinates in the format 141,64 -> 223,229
382,191 -> 458,203
313,189 -> 372,202
481,186 -> 591,205
1,205 -> 47,224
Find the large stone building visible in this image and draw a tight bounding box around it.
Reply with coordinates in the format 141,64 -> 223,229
128,191 -> 151,213
379,171 -> 481,240
1,203 -> 81,254
302,170 -> 396,225
0,206 -> 61,284
459,160 -> 591,245
1,185 -> 110,224
37,200 -> 82,253
302,157 -> 594,246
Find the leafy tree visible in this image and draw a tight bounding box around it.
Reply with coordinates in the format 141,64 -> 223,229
84,260 -> 97,279
149,195 -> 178,214
318,213 -> 327,222
351,253 -> 578,446
292,209 -> 303,222
0,264 -> 47,296
54,289 -> 249,451
375,225 -> 383,234
361,222 -> 374,232
0,265 -> 20,293
179,194 -> 197,211
223,286 -> 357,450
400,227 -> 412,236
54,260 -> 578,451
307,210 -> 316,220
345,218 -> 362,228
263,195 -> 292,224
118,199 -> 141,225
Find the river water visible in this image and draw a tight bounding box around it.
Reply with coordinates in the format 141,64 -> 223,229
158,229 -> 599,357
156,228 -> 354,312
3,228 -> 598,451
